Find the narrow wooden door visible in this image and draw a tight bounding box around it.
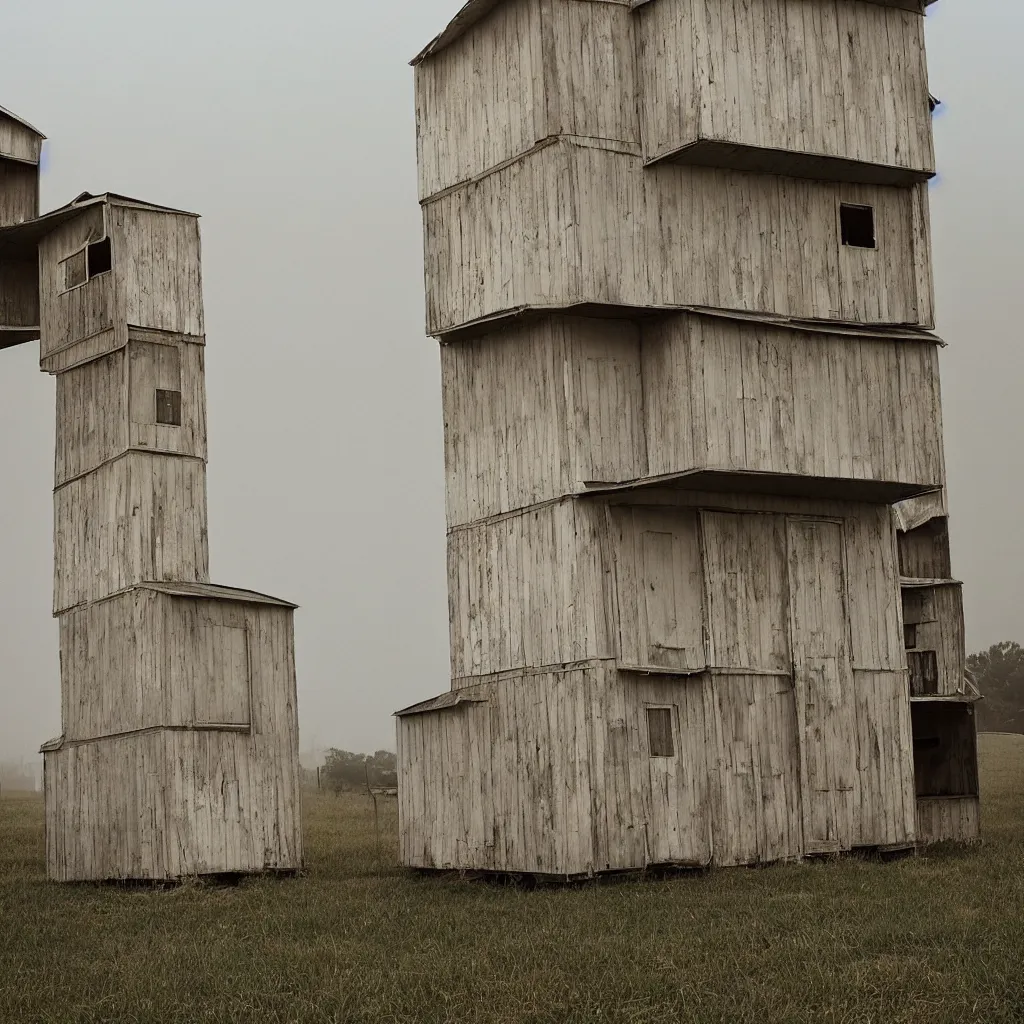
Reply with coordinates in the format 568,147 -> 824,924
786,518 -> 855,855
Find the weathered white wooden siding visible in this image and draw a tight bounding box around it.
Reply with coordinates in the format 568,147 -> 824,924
53,452 -> 209,613
448,499 -> 614,681
0,115 -> 42,165
128,338 -> 207,457
442,316 -> 645,526
38,204 -> 204,370
109,206 -> 204,338
594,672 -> 713,870
399,662 -> 916,875
415,0 -> 929,196
903,583 -> 966,698
38,206 -> 113,362
53,340 -> 206,485
54,349 -> 127,484
397,695 -> 497,870
643,314 -> 944,489
415,0 -> 638,199
615,495 -> 903,673
613,506 -> 704,672
424,143 -> 934,334
546,0 -> 638,147
399,671 -> 602,875
637,0 -> 933,176
852,669 -> 918,846
60,591 -> 294,739
415,0 -> 545,199
0,159 -> 38,227
48,588 -> 301,881
448,492 -> 904,690
916,797 -> 980,845
0,256 -> 38,331
442,313 -> 943,528
610,490 -> 905,673
44,728 -> 302,881
405,0 -> 962,877
898,517 -> 951,580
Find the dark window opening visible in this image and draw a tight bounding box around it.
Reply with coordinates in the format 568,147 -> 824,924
840,204 -> 876,249
156,389 -> 182,426
909,650 -> 939,697
63,250 -> 86,290
87,238 -> 112,278
904,624 -> 918,650
902,588 -> 936,627
898,517 -> 952,579
911,702 -> 979,798
647,707 -> 674,758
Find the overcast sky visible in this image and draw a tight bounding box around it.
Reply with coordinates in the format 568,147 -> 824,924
0,1 -> 1019,765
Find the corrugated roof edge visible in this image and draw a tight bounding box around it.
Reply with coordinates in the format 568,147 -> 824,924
0,104 -> 46,139
394,691 -> 486,716
54,581 -> 298,611
138,581 -> 298,609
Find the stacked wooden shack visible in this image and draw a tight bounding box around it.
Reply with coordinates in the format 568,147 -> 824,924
398,0 -> 979,875
0,106 -> 302,881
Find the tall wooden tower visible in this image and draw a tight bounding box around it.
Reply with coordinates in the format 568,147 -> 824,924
0,109 -> 302,881
398,0 -> 979,875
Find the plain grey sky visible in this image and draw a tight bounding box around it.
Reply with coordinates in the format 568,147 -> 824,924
0,1 -> 1019,764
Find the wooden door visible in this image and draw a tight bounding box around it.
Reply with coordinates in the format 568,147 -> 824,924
614,507 -> 704,672
636,682 -> 711,868
701,511 -> 802,865
786,518 -> 855,854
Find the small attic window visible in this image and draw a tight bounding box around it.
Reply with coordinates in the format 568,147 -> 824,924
59,238 -> 112,292
62,250 -> 86,290
87,238 -> 112,278
840,204 -> 876,249
156,389 -> 182,426
647,707 -> 675,758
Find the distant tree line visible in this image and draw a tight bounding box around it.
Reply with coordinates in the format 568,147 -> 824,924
969,642 -> 1024,734
320,749 -> 397,792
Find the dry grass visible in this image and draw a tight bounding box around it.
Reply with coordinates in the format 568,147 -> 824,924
1,734 -> 1023,1024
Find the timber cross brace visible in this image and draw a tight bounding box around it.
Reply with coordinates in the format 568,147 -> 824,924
0,105 -> 303,883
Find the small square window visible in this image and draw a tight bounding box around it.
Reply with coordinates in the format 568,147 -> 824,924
87,237 -> 112,278
647,707 -> 674,758
63,250 -> 87,290
156,389 -> 182,426
841,204 -> 876,249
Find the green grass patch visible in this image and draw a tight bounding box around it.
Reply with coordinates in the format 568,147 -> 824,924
2,735 -> 1023,1023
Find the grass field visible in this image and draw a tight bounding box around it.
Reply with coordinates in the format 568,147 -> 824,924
2,735 -> 1023,1024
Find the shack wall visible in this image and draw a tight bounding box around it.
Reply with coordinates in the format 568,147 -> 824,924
44,727 -> 302,881
637,0 -> 932,174
53,451 -> 209,613
442,314 -> 944,527
398,661 -> 916,875
424,143 -> 934,335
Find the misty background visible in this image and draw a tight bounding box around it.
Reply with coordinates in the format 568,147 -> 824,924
0,1 -> 1018,771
